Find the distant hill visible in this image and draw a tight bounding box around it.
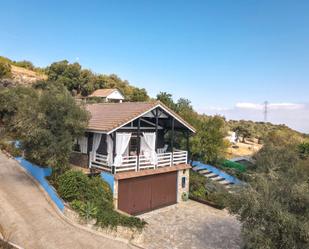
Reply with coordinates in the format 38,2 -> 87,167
0,56 -> 46,87
1,55 -> 306,140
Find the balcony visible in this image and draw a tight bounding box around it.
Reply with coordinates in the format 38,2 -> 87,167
89,150 -> 188,174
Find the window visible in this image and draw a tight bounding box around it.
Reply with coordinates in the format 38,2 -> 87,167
182,177 -> 186,188
129,135 -> 138,155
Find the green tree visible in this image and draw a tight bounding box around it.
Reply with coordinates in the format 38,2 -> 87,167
298,142 -> 309,159
129,87 -> 149,102
233,122 -> 253,142
191,115 -> 228,164
14,60 -> 35,70
3,83 -> 89,169
0,61 -> 11,79
156,92 -> 176,110
226,137 -> 309,249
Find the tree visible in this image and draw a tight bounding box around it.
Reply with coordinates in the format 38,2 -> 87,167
3,83 -> 89,169
129,87 -> 149,102
298,142 -> 309,159
0,61 -> 11,79
14,60 -> 35,70
233,122 -> 253,142
156,92 -> 176,110
226,136 -> 309,249
191,115 -> 228,164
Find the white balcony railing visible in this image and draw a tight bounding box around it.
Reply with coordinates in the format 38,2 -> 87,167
89,150 -> 188,173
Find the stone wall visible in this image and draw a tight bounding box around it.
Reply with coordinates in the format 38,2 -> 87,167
177,168 -> 190,202
69,152 -> 89,168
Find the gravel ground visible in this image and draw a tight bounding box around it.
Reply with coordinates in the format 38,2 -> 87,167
136,200 -> 241,249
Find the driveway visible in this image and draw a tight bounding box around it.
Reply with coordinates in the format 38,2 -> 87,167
137,200 -> 241,249
0,152 -> 135,249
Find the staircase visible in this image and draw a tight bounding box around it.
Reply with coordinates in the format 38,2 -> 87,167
191,161 -> 242,189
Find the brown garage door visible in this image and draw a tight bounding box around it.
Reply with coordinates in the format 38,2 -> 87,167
118,171 -> 177,215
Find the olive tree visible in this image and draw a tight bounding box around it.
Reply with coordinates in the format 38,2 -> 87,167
1,83 -> 89,170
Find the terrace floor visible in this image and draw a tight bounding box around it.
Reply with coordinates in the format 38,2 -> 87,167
135,200 -> 242,249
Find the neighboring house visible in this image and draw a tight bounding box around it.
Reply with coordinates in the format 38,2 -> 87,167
89,88 -> 125,103
226,131 -> 238,144
71,101 -> 196,215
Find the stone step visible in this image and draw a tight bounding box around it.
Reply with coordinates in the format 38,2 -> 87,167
198,169 -> 211,175
212,176 -> 225,181
206,173 -> 219,178
217,180 -> 231,185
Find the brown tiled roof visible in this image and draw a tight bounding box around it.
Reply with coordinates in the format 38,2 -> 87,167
85,101 -> 196,133
89,88 -> 121,98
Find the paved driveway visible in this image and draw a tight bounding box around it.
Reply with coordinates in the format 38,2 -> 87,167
137,201 -> 241,249
0,152 -> 135,249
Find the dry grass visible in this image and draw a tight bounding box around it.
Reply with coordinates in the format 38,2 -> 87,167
226,140 -> 262,159
10,65 -> 47,85
0,223 -> 14,243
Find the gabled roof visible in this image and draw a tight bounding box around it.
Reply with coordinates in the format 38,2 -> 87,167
89,88 -> 124,98
85,101 -> 196,134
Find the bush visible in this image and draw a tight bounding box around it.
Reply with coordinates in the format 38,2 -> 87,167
57,171 -> 91,202
56,170 -> 146,229
71,200 -> 98,221
189,170 -> 228,209
0,61 -> 11,79
0,140 -> 22,157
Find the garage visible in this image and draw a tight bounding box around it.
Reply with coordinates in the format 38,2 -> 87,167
118,171 -> 177,215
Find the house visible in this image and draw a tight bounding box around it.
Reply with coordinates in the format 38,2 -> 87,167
226,131 -> 238,144
71,101 -> 196,215
89,88 -> 125,103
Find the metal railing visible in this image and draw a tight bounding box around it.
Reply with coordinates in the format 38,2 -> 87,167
90,150 -> 188,173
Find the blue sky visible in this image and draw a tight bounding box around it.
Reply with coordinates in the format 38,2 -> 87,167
1,1 -> 309,132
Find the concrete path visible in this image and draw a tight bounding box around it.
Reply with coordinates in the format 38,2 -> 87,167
0,152 -> 135,249
137,201 -> 241,249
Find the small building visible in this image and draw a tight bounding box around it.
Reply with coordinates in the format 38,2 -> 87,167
226,131 -> 238,144
89,88 -> 124,103
71,101 -> 195,215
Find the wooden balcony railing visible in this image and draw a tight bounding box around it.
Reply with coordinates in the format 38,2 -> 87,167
89,150 -> 188,173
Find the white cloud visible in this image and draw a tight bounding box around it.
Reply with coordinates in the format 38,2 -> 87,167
198,102 -> 309,134
235,102 -> 305,111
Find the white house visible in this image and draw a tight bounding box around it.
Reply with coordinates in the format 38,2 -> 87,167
89,88 -> 125,103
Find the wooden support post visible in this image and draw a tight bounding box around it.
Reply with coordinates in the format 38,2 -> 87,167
155,108 -> 159,150
137,118 -> 141,171
186,130 -> 190,164
171,117 -> 175,166
155,108 -> 159,168
112,132 -> 116,174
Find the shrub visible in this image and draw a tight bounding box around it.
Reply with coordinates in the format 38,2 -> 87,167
87,176 -> 113,210
189,170 -> 228,208
0,140 -> 22,157
0,61 -> 11,79
56,170 -> 146,229
57,171 -> 91,202
71,200 -> 98,221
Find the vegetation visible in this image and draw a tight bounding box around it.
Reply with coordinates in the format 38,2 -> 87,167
57,170 -> 146,229
156,92 -> 228,164
0,83 -> 89,172
189,170 -> 228,209
0,56 -> 42,73
45,60 -> 149,100
0,223 -> 15,249
191,116 -> 229,164
226,131 -> 309,249
228,119 -> 306,144
0,140 -> 22,157
0,60 -> 11,79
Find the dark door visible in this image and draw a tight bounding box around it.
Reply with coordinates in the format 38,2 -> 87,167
118,172 -> 177,215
